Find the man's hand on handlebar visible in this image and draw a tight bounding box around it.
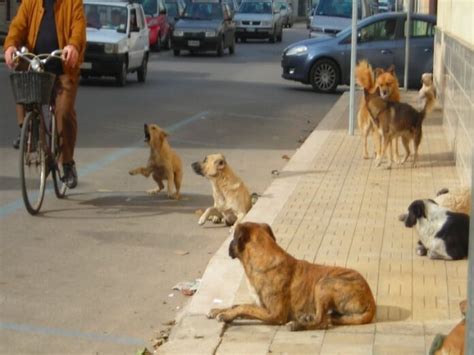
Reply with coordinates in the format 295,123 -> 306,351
62,45 -> 79,68
4,46 -> 17,69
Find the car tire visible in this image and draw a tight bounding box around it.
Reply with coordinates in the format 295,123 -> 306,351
173,49 -> 180,56
309,59 -> 340,93
217,37 -> 224,57
137,54 -> 148,83
229,36 -> 235,55
116,61 -> 127,87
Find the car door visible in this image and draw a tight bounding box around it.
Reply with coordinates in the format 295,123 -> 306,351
394,18 -> 435,87
128,7 -> 148,69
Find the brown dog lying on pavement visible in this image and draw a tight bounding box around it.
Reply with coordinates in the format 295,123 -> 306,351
129,124 -> 183,199
192,154 -> 251,226
429,300 -> 467,355
208,222 -> 376,331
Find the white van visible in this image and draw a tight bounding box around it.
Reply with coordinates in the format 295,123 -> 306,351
309,0 -> 373,38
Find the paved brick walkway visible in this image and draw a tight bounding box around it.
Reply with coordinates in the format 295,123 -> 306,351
216,92 -> 467,354
160,92 -> 468,355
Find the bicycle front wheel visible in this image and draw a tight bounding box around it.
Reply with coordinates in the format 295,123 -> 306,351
19,111 -> 47,215
50,111 -> 67,198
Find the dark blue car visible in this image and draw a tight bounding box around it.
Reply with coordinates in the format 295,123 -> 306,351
281,12 -> 436,92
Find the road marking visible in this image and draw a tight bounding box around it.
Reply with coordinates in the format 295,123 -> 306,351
0,321 -> 145,346
0,111 -> 209,219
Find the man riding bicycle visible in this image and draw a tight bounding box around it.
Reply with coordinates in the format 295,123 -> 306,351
3,0 -> 86,189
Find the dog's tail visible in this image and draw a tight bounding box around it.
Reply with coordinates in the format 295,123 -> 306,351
420,90 -> 436,120
428,334 -> 445,355
356,60 -> 375,92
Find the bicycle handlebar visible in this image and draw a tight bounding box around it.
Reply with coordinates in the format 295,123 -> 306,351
13,47 -> 64,72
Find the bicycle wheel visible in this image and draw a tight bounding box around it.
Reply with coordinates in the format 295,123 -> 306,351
19,111 -> 47,215
50,111 -> 67,198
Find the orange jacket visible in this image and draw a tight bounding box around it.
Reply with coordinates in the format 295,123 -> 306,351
4,0 -> 86,77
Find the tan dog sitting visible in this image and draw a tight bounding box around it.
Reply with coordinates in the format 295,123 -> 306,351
192,154 -> 251,227
419,73 -> 436,110
129,124 -> 183,199
208,222 -> 376,331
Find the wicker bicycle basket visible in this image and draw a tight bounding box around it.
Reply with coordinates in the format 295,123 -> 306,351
10,71 -> 56,105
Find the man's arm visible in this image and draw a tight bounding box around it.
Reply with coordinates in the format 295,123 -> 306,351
3,0 -> 31,51
67,0 -> 87,61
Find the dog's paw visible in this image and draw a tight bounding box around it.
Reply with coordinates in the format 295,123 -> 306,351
198,215 -> 207,225
416,246 -> 427,256
211,215 -> 222,224
398,213 -> 408,222
129,169 -> 137,175
286,321 -> 301,332
375,159 -> 382,167
298,314 -> 315,324
168,192 -> 180,200
147,187 -> 162,195
207,308 -> 222,319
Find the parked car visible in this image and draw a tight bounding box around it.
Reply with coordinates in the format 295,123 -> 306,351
282,12 -> 436,92
234,0 -> 283,42
136,0 -> 172,50
171,0 -> 236,56
224,0 -> 241,14
309,0 -> 373,38
276,0 -> 293,28
82,0 -> 150,86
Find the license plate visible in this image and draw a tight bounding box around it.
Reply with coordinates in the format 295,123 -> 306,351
188,40 -> 200,47
246,28 -> 256,32
80,62 -> 92,69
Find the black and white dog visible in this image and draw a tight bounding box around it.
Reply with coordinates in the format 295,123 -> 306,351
404,199 -> 469,260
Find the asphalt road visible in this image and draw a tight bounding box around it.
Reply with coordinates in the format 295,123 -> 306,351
0,24 -> 341,354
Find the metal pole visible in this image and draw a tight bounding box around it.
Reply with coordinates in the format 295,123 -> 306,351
348,0 -> 358,135
466,150 -> 474,354
403,0 -> 412,90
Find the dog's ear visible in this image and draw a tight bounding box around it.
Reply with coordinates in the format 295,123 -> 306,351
374,86 -> 381,96
374,67 -> 384,78
160,130 -> 169,139
387,64 -> 395,75
216,157 -> 226,170
234,224 -> 250,253
260,223 -> 276,242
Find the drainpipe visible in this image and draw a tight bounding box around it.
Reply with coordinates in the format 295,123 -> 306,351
348,0 -> 358,135
403,0 -> 412,90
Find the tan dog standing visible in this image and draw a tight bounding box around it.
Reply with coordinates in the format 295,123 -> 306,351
129,124 -> 183,199
208,222 -> 376,331
192,154 -> 251,227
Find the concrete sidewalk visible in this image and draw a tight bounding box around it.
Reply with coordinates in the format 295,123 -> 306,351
160,91 -> 467,355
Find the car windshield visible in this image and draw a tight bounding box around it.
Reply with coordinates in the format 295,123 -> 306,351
166,2 -> 179,16
315,0 -> 360,19
137,0 -> 158,16
238,1 -> 272,14
84,4 -> 127,32
182,2 -> 223,19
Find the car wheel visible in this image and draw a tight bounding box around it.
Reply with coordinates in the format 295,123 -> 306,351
217,37 -> 224,57
137,55 -> 148,83
229,36 -> 235,55
116,61 -> 127,87
173,49 -> 180,56
309,59 -> 340,93
269,29 -> 276,43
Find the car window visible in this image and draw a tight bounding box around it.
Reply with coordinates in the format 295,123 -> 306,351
130,8 -> 140,31
316,0 -> 362,19
84,4 -> 128,33
239,1 -> 272,14
137,0 -> 158,15
183,2 -> 223,19
358,18 -> 397,43
403,19 -> 434,38
165,2 -> 179,16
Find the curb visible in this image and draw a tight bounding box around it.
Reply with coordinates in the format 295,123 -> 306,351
159,91 -> 352,354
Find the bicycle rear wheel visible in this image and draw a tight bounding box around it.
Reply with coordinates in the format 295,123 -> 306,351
19,111 -> 47,215
50,111 -> 67,198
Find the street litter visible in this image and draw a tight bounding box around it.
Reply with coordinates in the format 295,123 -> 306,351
213,298 -> 223,304
251,193 -> 260,205
173,250 -> 189,256
168,293 -> 174,298
172,279 -> 201,296
281,154 -> 290,160
97,188 -> 113,193
151,326 -> 173,350
271,170 -> 280,176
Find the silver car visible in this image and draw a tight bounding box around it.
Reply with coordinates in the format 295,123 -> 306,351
82,1 -> 150,86
234,0 -> 283,42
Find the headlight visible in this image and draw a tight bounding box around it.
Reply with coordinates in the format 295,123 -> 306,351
286,45 -> 308,56
261,21 -> 271,27
173,30 -> 184,37
104,43 -> 117,54
205,30 -> 217,37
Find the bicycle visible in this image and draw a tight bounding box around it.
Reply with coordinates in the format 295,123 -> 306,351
10,47 -> 68,215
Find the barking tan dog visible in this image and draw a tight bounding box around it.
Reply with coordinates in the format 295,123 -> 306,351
419,73 -> 436,109
356,60 -> 400,160
429,300 -> 467,355
192,154 -> 251,226
363,86 -> 435,168
129,124 -> 183,199
208,222 -> 376,330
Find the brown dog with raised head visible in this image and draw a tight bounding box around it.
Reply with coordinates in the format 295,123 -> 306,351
208,222 -> 376,330
129,124 -> 183,199
356,60 -> 401,160
192,154 -> 251,226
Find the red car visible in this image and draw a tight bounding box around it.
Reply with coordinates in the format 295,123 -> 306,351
138,0 -> 172,50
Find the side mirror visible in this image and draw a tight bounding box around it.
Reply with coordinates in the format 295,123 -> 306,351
159,9 -> 167,15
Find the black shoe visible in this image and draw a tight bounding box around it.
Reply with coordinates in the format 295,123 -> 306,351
13,131 -> 21,149
63,161 -> 78,189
